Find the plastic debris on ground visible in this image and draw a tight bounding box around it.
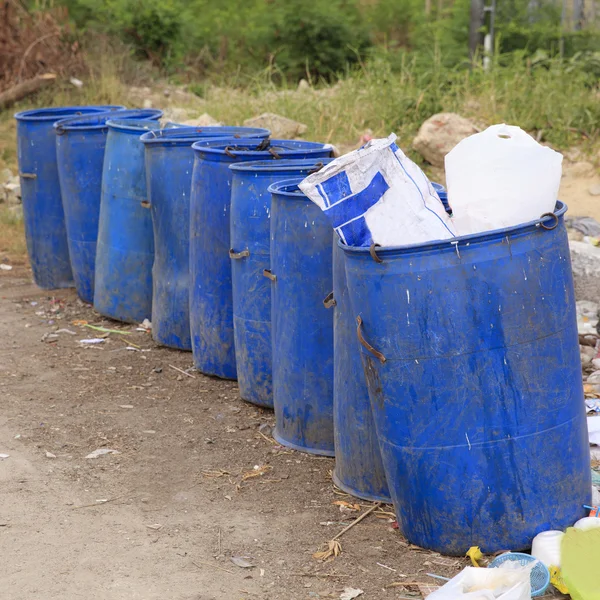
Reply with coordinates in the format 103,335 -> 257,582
445,124 -> 563,236
588,416 -> 600,445
299,133 -> 455,248
425,565 -> 531,600
561,527 -> 600,600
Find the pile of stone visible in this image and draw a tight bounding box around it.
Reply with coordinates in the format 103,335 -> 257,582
1,167 -> 22,219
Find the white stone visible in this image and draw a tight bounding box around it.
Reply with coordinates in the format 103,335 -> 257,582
243,112 -> 307,139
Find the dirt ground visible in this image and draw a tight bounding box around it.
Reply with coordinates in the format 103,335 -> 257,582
0,267 -> 472,600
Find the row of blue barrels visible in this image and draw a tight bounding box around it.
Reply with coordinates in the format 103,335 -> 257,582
15,107 -> 591,554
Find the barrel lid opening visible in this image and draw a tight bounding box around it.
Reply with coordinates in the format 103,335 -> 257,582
193,138 -> 332,158
107,119 -> 163,133
229,157 -> 333,173
54,109 -> 163,132
15,105 -> 125,122
141,126 -> 270,145
267,178 -> 308,198
339,201 -> 567,256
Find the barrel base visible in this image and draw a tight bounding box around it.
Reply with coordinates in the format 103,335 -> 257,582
273,428 -> 335,457
332,470 -> 392,504
240,395 -> 274,409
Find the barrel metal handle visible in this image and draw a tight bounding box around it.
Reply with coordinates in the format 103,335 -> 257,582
229,248 -> 250,259
356,316 -> 386,363
323,291 -> 336,309
370,243 -> 383,264
268,147 -> 282,160
19,172 -> 36,179
263,269 -> 277,281
308,161 -> 324,175
539,212 -> 559,230
224,146 -> 237,158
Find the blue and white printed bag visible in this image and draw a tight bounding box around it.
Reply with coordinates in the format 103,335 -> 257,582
299,134 -> 456,248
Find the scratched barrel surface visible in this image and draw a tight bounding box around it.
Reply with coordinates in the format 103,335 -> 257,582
342,202 -> 591,554
332,241 -> 390,502
190,141 -> 332,381
55,109 -> 162,303
228,158 -> 333,407
140,126 -> 269,350
268,179 -> 334,455
94,119 -> 163,323
14,105 -> 123,289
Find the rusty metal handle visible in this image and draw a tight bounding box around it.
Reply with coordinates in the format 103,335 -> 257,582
229,248 -> 250,259
356,316 -> 386,363
268,147 -> 281,160
263,269 -> 277,281
369,243 -> 383,264
19,172 -> 36,180
323,291 -> 336,309
539,212 -> 559,230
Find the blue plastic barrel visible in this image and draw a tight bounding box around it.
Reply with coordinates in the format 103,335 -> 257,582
94,119 -> 162,323
331,241 -> 391,502
190,140 -> 333,381
342,203 -> 591,554
140,126 -> 269,350
14,105 -> 124,289
228,158 -> 332,407
267,179 -> 334,455
55,109 -> 162,303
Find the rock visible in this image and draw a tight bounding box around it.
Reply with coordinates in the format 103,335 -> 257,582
3,181 -> 21,205
142,98 -> 153,109
0,168 -> 13,185
413,113 -> 478,167
181,113 -> 221,127
243,112 -> 307,139
582,352 -> 593,366
588,370 -> 600,384
589,184 -> 600,196
7,205 -> 23,220
592,358 -> 600,371
566,216 -> 600,238
577,300 -> 600,335
567,161 -> 595,177
570,240 -> 600,303
297,79 -> 310,93
582,345 -> 597,359
162,107 -> 193,123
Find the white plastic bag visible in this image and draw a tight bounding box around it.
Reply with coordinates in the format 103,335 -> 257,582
426,566 -> 531,600
445,124 -> 563,236
299,134 -> 456,248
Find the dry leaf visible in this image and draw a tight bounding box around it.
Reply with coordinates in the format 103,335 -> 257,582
230,556 -> 255,569
241,465 -> 272,481
333,500 -> 360,512
340,587 -> 363,600
313,539 -> 342,561
72,319 -> 88,326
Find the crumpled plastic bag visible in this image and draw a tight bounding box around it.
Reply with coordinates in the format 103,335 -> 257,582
299,133 -> 456,248
426,566 -> 531,600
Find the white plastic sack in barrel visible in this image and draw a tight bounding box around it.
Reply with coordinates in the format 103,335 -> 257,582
446,124 -> 563,236
299,134 -> 456,248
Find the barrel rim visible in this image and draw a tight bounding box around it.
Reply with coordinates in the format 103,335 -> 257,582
267,177 -> 306,198
140,126 -> 270,145
107,118 -> 164,133
193,139 -> 332,159
53,109 -> 163,132
339,201 -> 567,256
14,105 -> 125,122
229,157 -> 333,173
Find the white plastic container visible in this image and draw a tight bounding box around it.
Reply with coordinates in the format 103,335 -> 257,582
531,530 -> 564,567
574,516 -> 600,531
445,124 -> 563,236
